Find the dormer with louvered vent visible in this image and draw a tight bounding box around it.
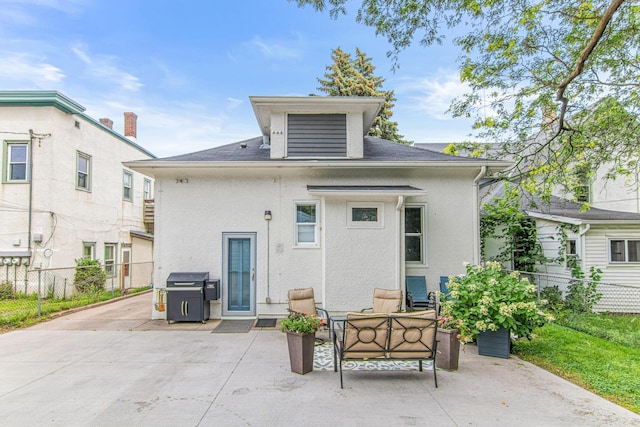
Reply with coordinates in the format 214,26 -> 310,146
250,96 -> 384,160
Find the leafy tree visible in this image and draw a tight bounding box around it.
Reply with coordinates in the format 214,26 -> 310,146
317,47 -> 410,144
293,1 -> 640,198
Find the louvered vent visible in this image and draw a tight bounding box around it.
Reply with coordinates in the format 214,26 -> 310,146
287,114 -> 346,157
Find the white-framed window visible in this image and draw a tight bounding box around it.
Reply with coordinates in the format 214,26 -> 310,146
104,243 -> 117,277
295,201 -> 319,247
405,204 -> 427,264
566,239 -> 579,265
82,242 -> 96,260
347,202 -> 384,228
123,170 -> 133,201
609,239 -> 640,263
4,142 -> 29,183
76,151 -> 91,191
143,178 -> 152,200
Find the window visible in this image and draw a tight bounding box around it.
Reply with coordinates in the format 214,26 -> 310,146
295,202 -> 319,246
5,142 -> 29,182
405,205 -> 426,263
82,242 -> 96,260
347,202 -> 383,228
574,165 -> 591,203
123,170 -> 133,201
104,243 -> 116,276
76,152 -> 91,191
565,238 -> 579,268
143,178 -> 152,200
610,239 -> 640,263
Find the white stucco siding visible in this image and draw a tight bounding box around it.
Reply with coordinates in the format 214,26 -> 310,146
149,165 -> 485,319
1,105 -> 153,270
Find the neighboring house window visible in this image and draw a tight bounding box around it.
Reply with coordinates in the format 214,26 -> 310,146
82,242 -> 96,260
76,151 -> 91,191
405,205 -> 426,263
610,239 -> 640,263
123,170 -> 133,201
574,165 -> 591,203
104,243 -> 116,276
566,239 -> 578,266
295,202 -> 319,247
143,178 -> 152,200
347,202 -> 383,228
5,142 -> 29,182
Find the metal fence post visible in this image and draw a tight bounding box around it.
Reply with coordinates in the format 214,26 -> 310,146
37,269 -> 42,317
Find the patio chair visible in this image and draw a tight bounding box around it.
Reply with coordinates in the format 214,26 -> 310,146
361,288 -> 403,313
287,288 -> 330,341
439,276 -> 451,301
406,276 -> 437,312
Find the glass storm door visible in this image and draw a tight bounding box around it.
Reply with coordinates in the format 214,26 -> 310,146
222,233 -> 256,316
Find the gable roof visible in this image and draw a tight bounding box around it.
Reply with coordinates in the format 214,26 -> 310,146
525,195 -> 640,225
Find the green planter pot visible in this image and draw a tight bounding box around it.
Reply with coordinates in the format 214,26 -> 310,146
436,328 -> 460,370
477,327 -> 511,359
286,331 -> 315,374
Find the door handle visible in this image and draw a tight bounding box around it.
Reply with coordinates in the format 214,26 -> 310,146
181,301 -> 185,316
185,301 -> 189,315
251,269 -> 255,281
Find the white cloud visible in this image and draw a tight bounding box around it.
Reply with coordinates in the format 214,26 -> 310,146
72,45 -> 143,91
226,98 -> 243,109
396,71 -> 469,120
0,52 -> 64,84
248,36 -> 301,60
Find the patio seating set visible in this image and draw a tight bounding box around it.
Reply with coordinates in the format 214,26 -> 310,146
287,278 -> 441,389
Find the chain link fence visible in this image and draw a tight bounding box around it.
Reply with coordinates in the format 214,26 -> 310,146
522,271 -> 640,314
0,262 -> 153,327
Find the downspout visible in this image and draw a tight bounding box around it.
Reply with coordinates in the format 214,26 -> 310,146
473,166 -> 488,264
579,224 -> 591,273
396,195 -> 405,293
27,129 -> 34,260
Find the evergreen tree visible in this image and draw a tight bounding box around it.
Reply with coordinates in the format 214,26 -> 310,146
317,47 -> 410,144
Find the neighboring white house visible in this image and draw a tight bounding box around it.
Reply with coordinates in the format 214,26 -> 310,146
126,96 -> 510,320
0,91 -> 155,290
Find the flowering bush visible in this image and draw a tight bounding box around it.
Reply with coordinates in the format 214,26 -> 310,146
279,311 -> 322,334
440,262 -> 554,343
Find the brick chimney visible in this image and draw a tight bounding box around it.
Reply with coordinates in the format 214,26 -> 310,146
124,112 -> 137,141
99,118 -> 113,129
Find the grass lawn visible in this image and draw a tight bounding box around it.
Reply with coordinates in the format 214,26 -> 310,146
513,318 -> 640,414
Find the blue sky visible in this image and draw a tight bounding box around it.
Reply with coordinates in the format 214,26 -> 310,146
0,0 -> 474,158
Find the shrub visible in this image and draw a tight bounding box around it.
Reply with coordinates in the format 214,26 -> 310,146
0,281 -> 14,299
73,258 -> 106,293
541,286 -> 564,313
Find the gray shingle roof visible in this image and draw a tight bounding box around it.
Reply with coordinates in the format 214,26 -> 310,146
527,195 -> 640,222
156,136 -> 500,163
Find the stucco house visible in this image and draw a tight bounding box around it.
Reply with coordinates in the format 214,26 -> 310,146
0,91 -> 155,291
126,96 -> 509,320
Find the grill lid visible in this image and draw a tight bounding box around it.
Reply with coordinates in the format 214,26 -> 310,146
167,272 -> 209,285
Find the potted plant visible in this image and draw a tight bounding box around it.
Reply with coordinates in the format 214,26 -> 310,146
280,311 -> 322,374
440,262 -> 554,358
435,313 -> 461,370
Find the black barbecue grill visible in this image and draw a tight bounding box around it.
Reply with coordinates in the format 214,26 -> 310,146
166,272 -> 219,323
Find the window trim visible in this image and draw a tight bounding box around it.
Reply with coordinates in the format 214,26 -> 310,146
82,242 -> 96,260
123,170 -> 133,201
294,201 -> 320,248
347,202 -> 384,228
3,141 -> 30,183
76,151 -> 92,191
104,243 -> 117,277
609,238 -> 640,264
143,178 -> 152,200
405,204 -> 428,265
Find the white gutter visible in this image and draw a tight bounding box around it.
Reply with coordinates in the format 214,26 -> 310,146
473,166 -> 487,264
579,224 -> 591,273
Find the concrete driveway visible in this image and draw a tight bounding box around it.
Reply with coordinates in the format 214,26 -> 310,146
0,292 -> 638,426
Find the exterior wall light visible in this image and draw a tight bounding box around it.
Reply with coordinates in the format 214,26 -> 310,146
264,210 -> 272,221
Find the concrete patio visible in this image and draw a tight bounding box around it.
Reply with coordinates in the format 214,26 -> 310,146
0,292 -> 638,426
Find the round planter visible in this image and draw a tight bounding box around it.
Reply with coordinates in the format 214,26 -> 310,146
285,331 -> 316,374
436,328 -> 460,371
